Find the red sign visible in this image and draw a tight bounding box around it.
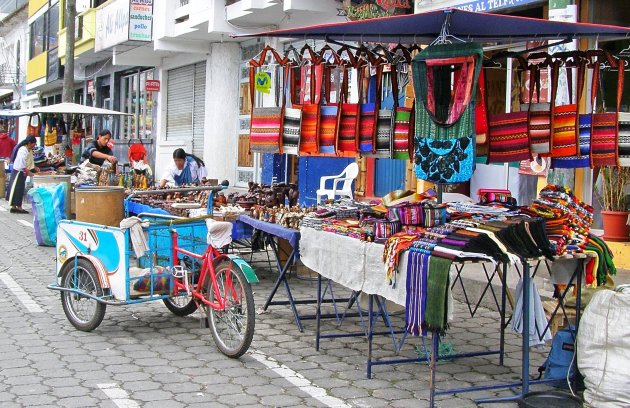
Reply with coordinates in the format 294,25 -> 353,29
145,79 -> 160,92
87,80 -> 94,94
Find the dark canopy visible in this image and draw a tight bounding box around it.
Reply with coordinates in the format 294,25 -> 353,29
236,9 -> 630,44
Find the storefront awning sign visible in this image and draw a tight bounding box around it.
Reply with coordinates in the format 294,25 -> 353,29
95,0 -> 153,52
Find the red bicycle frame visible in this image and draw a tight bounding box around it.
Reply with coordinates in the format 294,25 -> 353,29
169,229 -> 239,311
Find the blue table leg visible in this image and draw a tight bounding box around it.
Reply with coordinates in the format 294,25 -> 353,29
367,294 -> 374,379
430,332 -> 439,408
316,274 -> 322,351
500,261 -> 507,366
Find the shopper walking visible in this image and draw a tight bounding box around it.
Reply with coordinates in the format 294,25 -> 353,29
7,135 -> 38,213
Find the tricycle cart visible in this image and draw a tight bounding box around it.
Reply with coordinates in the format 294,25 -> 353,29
48,186 -> 258,358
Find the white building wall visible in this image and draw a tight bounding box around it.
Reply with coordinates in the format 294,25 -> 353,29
203,42 -> 240,184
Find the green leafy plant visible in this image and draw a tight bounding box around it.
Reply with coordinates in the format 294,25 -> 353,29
597,166 -> 630,212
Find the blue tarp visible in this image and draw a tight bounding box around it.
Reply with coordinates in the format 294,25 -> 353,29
237,8 -> 630,43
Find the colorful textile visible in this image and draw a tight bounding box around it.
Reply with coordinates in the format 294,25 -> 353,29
618,112 -> 630,166
405,251 -> 430,336
415,135 -> 475,183
250,107 -> 282,153
590,112 -> 618,166
383,232 -> 421,283
338,103 -> 359,152
300,104 -> 320,154
370,109 -> 393,158
475,70 -> 489,157
526,103 -> 552,155
551,104 -> 579,157
552,113 -> 591,168
358,102 -> 376,153
319,105 -> 338,154
487,111 -> 531,163
424,255 -> 452,334
282,107 -> 302,155
392,106 -> 413,160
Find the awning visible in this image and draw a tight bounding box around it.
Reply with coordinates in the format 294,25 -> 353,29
28,102 -> 131,116
0,109 -> 30,117
235,9 -> 630,44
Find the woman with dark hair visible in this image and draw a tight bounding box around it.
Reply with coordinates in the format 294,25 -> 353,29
7,135 -> 39,213
81,129 -> 118,166
159,148 -> 207,187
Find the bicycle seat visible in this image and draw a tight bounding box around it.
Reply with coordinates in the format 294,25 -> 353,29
206,219 -> 233,248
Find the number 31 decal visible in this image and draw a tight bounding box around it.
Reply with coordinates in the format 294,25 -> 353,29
78,231 -> 88,242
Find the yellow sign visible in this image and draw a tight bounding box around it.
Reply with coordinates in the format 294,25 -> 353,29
255,72 -> 272,94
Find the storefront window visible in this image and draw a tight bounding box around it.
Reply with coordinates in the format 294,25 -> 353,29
29,15 -> 45,58
47,3 -> 59,51
121,69 -> 154,140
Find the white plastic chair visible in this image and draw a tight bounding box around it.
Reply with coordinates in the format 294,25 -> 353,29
316,162 -> 359,204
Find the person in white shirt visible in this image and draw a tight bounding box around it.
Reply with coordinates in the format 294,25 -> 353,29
7,135 -> 39,213
159,148 -> 208,188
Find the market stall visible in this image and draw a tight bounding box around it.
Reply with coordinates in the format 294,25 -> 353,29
236,8 -> 630,407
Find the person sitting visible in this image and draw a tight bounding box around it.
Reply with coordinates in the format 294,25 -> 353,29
159,148 -> 207,187
7,135 -> 39,213
81,129 -> 118,166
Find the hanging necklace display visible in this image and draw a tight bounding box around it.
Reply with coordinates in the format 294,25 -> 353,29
412,40 -> 483,184
487,56 -> 532,164
552,55 -> 591,168
248,46 -> 287,154
590,53 -> 624,167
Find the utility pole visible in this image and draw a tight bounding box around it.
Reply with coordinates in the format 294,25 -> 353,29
61,0 -> 76,146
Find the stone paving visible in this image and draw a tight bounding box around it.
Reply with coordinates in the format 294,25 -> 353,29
0,202 -> 560,407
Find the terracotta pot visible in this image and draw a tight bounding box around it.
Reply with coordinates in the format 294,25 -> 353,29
601,210 -> 630,242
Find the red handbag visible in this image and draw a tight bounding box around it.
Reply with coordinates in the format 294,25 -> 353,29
487,57 -> 531,164
475,69 -> 489,156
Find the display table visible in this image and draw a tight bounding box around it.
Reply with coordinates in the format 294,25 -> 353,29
238,215 -> 347,332
125,200 -> 253,241
300,226 -> 505,380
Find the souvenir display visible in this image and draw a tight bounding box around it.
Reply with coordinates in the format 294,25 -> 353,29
413,42 -> 483,183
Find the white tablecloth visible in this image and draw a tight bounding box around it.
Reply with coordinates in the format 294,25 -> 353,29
299,227 -> 409,306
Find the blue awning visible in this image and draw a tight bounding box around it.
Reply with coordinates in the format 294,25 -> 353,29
235,9 -> 630,44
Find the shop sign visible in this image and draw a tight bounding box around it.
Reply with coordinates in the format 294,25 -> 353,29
87,80 -> 95,94
254,72 -> 271,94
95,0 -> 129,52
345,0 -> 413,20
129,0 -> 153,42
145,79 -> 160,92
415,0 -> 542,13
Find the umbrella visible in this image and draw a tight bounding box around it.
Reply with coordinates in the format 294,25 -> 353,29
0,110 -> 31,117
28,102 -> 131,116
236,8 -> 630,43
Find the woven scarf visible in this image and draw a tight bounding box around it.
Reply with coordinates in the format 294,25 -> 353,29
424,255 -> 452,334
405,251 -> 429,336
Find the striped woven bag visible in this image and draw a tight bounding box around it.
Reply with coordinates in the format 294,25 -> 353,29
591,59 -> 624,167
550,57 -> 585,158
318,64 -> 340,154
281,64 -> 301,155
487,57 -> 531,164
248,47 -> 287,154
336,62 -> 359,153
299,64 -> 322,154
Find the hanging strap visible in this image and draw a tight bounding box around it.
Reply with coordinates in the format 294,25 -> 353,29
372,64 -> 384,154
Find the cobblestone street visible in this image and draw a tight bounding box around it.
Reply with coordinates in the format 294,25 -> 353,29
0,202 -> 553,407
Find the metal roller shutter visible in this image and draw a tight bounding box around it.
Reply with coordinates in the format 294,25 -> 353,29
166,64 -> 195,141
192,61 -> 206,158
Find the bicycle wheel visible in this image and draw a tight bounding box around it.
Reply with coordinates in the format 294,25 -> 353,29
205,258 -> 255,358
60,259 -> 106,331
163,294 -> 197,316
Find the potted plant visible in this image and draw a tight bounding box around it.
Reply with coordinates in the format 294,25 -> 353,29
597,166 -> 630,242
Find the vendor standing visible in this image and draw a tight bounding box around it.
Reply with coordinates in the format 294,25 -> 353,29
159,148 -> 207,187
7,135 -> 39,214
81,129 -> 118,166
